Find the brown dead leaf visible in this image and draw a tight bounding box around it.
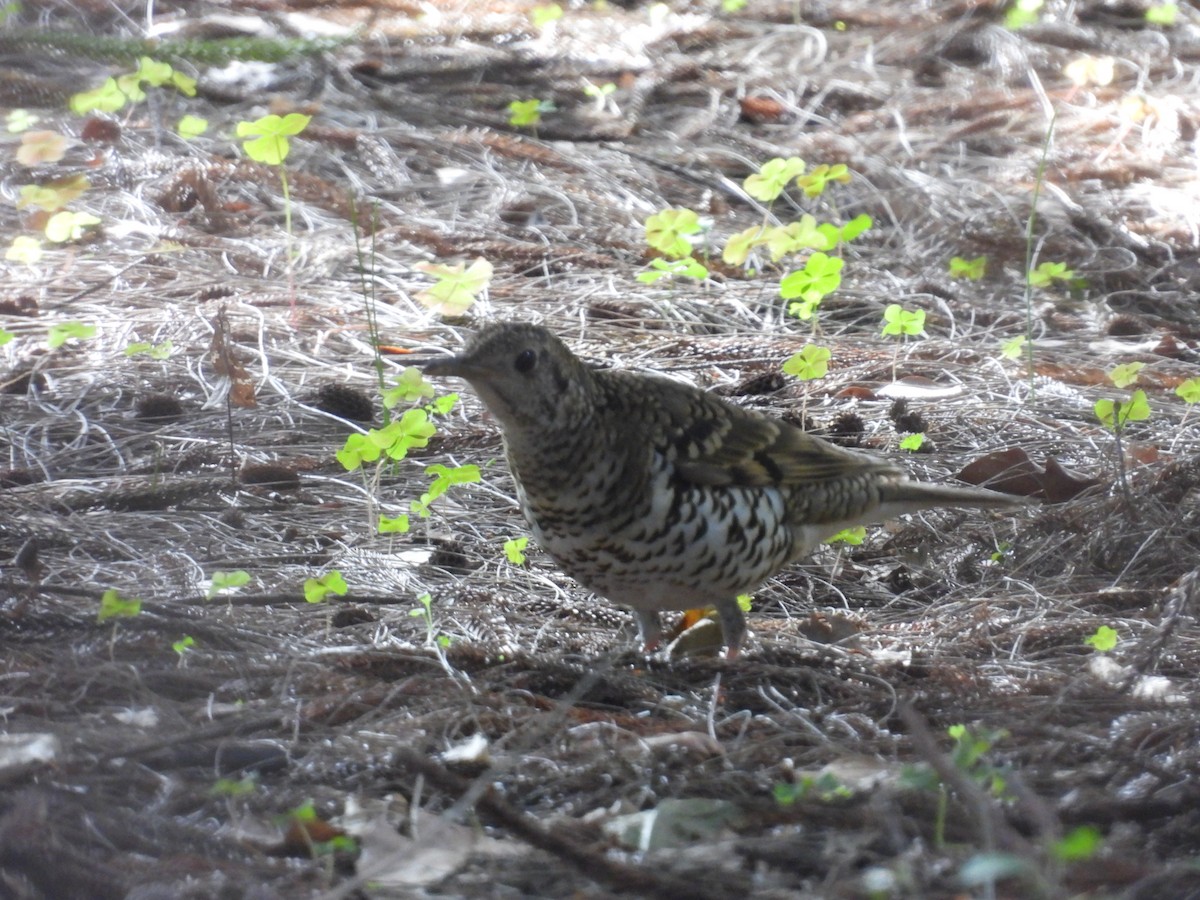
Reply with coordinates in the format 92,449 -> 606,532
210,307 -> 257,409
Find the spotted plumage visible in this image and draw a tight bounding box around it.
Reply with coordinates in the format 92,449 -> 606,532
424,323 -> 1026,659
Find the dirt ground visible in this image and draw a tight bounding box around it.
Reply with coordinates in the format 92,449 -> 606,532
3,1 -> 1200,898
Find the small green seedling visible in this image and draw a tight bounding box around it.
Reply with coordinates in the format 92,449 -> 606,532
411,463 -> 481,518
1176,378 -> 1200,404
172,635 -> 195,656
206,570 -> 250,600
337,408 -> 437,470
645,207 -> 704,259
795,163 -> 851,198
236,113 -> 309,166
0,328 -> 13,346
70,56 -> 196,115
743,156 -> 807,203
415,257 -> 493,316
781,252 -> 844,319
530,3 -> 563,27
773,773 -> 850,805
582,80 -> 617,111
782,344 -> 831,380
949,255 -> 987,280
45,211 -> 101,243
881,304 -> 926,338
1109,362 -> 1144,389
722,0 -> 747,11
899,433 -> 925,451
1000,335 -> 1027,360
507,98 -> 554,129
826,526 -> 867,545
636,256 -> 708,283
6,109 -> 38,132
410,592 -> 452,649
1004,0 -> 1043,30
5,237 -> 42,265
209,774 -> 257,798
1051,826 -> 1102,861
125,340 -> 173,360
1085,625 -> 1118,652
736,593 -> 753,612
385,367 -> 436,406
17,174 -> 90,213
504,536 -> 529,565
378,513 -> 410,534
47,322 -> 97,349
1145,2 -> 1178,26
98,589 -> 141,622
177,115 -> 208,139
1094,390 -> 1149,431
304,570 -> 347,603
1027,260 -> 1076,288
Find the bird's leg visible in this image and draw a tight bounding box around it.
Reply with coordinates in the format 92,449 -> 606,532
634,609 -> 663,653
714,599 -> 747,661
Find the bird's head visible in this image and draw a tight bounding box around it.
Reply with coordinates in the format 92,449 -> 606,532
423,323 -> 594,436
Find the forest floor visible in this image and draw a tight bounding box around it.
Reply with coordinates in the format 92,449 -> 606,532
3,1 -> 1200,898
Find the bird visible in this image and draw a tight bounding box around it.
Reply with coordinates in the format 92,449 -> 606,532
424,322 -> 1028,660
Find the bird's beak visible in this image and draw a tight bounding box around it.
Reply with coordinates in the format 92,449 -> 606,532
423,354 -> 483,380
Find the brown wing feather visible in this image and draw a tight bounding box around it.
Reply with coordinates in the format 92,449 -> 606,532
606,371 -> 900,488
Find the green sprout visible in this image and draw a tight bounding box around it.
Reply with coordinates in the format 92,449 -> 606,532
236,113 -> 309,166
782,344 -> 831,381
410,592 -> 452,649
636,256 -> 708,283
1052,826 -> 1103,862
1000,335 -> 1027,361
1176,377 -> 1200,404
504,536 -> 529,565
530,3 -> 563,27
1004,0 -> 1043,29
645,207 -> 704,259
1094,390 -> 1149,431
411,463 -> 481,518
1145,2 -> 1177,26
47,322 -> 97,349
795,163 -> 851,197
0,328 -> 13,346
172,635 -> 195,657
209,775 -> 257,798
743,156 -> 807,203
125,340 -> 173,360
45,211 -> 101,243
98,589 -> 141,622
177,114 -> 208,138
781,252 -> 844,319
378,513 -> 410,534
5,236 -> 42,265
70,56 -> 196,115
1027,260 -> 1076,288
949,255 -> 987,280
1108,362 -> 1144,389
1084,625 -> 1118,652
414,258 -> 493,316
899,433 -> 925,452
206,570 -> 250,600
507,98 -> 554,129
6,109 -> 38,132
337,408 -> 437,470
304,570 -> 348,603
881,304 -> 926,338
826,526 -> 866,545
736,593 -> 753,612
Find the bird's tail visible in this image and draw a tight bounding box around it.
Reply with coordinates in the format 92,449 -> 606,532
878,480 -> 1033,513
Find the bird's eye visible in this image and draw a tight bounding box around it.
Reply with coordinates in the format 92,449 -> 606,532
514,349 -> 537,373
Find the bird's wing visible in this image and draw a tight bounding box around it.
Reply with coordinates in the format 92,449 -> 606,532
608,371 -> 900,488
